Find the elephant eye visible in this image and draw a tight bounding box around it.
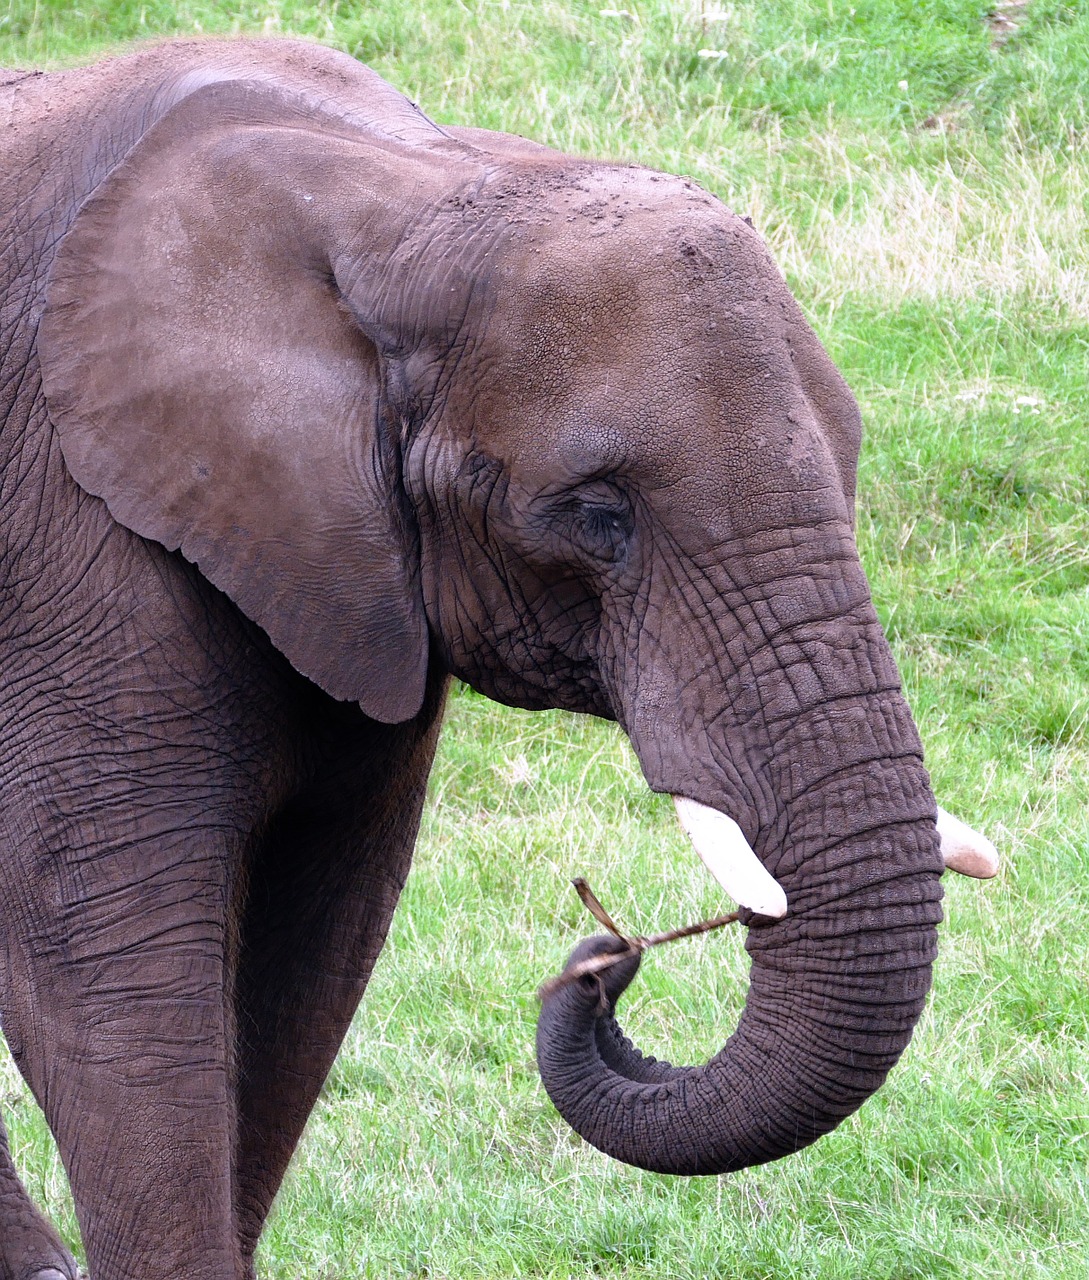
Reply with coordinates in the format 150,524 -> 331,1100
566,497 -> 633,564
580,505 -> 628,547
536,482 -> 634,567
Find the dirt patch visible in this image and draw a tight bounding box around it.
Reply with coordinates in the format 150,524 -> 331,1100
987,0 -> 1032,48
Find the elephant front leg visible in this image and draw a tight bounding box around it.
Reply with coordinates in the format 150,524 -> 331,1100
229,691 -> 444,1269
231,858 -> 405,1273
0,811 -> 250,1280
0,1114 -> 80,1280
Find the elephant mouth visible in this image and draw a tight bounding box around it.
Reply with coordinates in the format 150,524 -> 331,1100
670,793 -> 998,918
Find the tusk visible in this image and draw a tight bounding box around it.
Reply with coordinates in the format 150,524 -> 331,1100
936,806 -> 1000,879
672,796 -> 788,919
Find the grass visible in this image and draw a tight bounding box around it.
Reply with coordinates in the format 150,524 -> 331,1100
2,2 -> 1088,1277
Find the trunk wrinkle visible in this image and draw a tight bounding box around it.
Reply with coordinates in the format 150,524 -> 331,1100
536,756 -> 943,1176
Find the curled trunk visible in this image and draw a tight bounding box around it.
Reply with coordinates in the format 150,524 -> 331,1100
536,760 -> 944,1175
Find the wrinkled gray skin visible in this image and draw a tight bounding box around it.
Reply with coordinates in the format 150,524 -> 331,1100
0,39 -> 943,1279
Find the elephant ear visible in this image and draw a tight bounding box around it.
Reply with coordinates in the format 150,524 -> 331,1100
38,80 -> 429,723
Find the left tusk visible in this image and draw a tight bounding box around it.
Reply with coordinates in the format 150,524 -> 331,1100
673,796 -> 788,918
936,806 -> 1000,879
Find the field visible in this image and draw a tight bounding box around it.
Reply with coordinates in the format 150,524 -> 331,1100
2,2 -> 1087,1277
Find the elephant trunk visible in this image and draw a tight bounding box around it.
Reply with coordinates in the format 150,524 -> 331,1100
536,744 -> 944,1175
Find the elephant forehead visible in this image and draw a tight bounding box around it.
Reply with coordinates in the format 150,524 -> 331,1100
467,270 -> 825,486
448,182 -> 863,510
490,197 -> 795,352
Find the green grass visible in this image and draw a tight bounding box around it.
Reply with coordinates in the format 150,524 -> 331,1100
2,2 -> 1088,1277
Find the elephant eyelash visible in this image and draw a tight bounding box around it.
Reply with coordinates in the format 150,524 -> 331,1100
564,501 -> 634,563
581,506 -> 629,541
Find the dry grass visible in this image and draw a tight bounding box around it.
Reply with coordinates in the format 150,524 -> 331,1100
762,140 -> 1089,317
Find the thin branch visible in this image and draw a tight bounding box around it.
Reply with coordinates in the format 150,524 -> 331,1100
537,880 -> 740,1001
571,877 -> 627,939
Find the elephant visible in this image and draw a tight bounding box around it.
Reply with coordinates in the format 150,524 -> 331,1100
0,36 -> 998,1280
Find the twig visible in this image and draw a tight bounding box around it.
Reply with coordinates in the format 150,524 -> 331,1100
537,880 -> 740,1001
639,911 -> 741,948
571,877 -> 627,938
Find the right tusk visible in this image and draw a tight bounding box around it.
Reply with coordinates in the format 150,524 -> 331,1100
672,796 -> 788,919
936,806 -> 1000,879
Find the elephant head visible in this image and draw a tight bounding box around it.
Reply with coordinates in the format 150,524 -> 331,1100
36,57 -> 996,1176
